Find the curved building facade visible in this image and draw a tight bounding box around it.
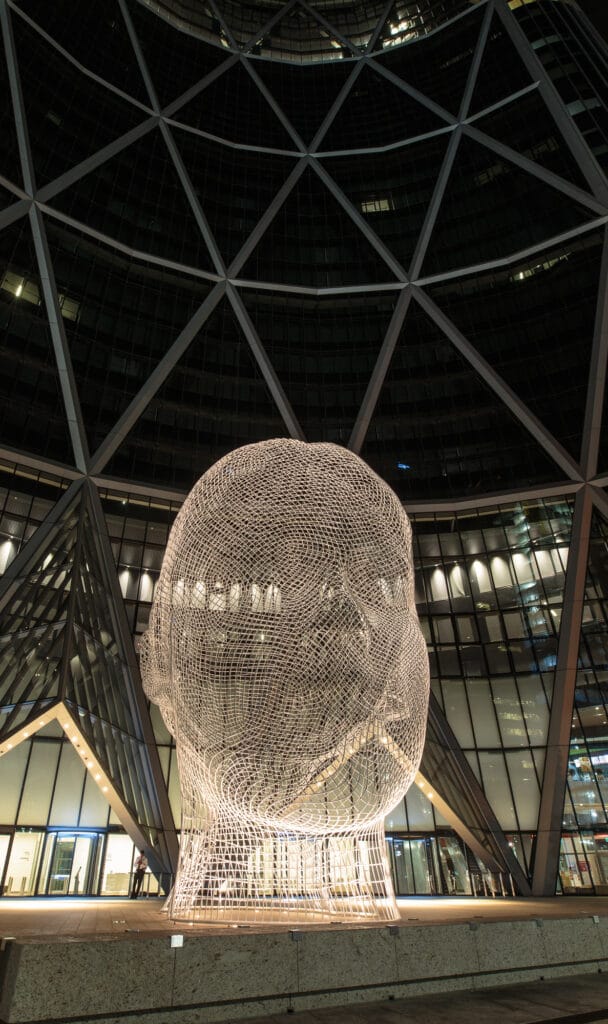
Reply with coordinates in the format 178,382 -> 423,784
0,0 -> 608,899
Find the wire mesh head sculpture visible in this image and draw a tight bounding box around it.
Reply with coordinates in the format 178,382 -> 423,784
142,439 -> 429,922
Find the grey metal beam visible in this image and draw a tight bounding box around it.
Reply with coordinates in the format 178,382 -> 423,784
7,0 -> 153,115
365,0 -> 394,54
89,280 -> 226,475
162,55 -> 238,119
312,158 -> 408,281
309,60 -> 363,153
1,0 -> 34,196
86,479 -> 179,873
348,287 -> 412,453
408,480 -> 583,515
206,0 -> 237,50
581,228 -> 608,480
298,0 -> 358,57
227,283 -> 306,440
408,126 -> 460,281
591,484 -> 608,524
368,58 -> 457,127
0,477 -> 83,616
414,286 -> 585,482
0,197 -> 31,232
495,0 -> 608,206
463,122 -> 608,217
240,0 -> 299,55
427,693 -> 531,895
118,0 -> 160,113
531,484 -> 593,895
458,0 -> 495,122
160,119 -> 226,276
36,117 -> 159,204
29,205 -> 90,472
242,56 -> 307,152
227,157 -> 307,278
592,473 -> 608,489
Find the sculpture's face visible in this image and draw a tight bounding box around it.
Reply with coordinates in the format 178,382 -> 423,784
143,440 -> 429,830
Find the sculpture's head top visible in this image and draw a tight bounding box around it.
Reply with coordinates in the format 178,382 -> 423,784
142,439 -> 428,830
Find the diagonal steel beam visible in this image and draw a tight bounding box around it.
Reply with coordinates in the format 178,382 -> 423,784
242,56 -> 307,152
29,205 -> 90,472
206,0 -> 237,49
161,54 -> 238,119
414,286 -> 585,482
408,126 -> 461,281
365,0 -> 394,54
312,158 -> 408,281
581,228 -> 608,479
226,282 -> 306,440
349,286 -> 411,453
86,479 -> 179,873
368,58 -> 457,127
309,60 -> 363,153
531,484 -> 593,895
463,123 -> 608,217
0,197 -> 30,232
89,280 -> 226,475
298,0 -> 358,56
36,117 -> 159,204
118,0 -> 160,112
494,0 -> 608,206
458,0 -> 495,122
240,0 -> 299,54
1,0 -> 34,195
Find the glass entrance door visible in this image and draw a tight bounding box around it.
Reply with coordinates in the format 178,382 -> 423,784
44,833 -> 98,895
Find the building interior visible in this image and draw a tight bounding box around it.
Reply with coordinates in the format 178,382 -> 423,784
1,0 -> 608,910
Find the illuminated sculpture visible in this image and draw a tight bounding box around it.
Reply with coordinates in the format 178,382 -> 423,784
142,439 -> 429,922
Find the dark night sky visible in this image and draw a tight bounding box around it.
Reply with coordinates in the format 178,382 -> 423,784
577,0 -> 608,40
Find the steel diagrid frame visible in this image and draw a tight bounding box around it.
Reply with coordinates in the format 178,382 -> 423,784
242,56 -> 307,152
226,157 -> 308,279
532,485 -> 593,895
206,0 -> 237,50
298,0 -> 359,57
7,0 -> 154,116
348,287 -> 412,454
160,120 -> 226,276
36,117 -> 160,206
1,0 -> 34,196
591,484 -> 608,524
0,198 -> 31,232
581,228 -> 608,479
226,283 -> 306,440
413,287 -> 585,482
88,280 -> 227,476
462,123 -> 608,217
239,0 -> 300,55
365,0 -> 395,55
86,479 -> 179,871
367,59 -> 458,127
119,0 -> 161,113
311,159 -> 408,282
495,0 -> 608,206
308,60 -> 364,153
458,0 -> 495,122
161,54 -> 240,120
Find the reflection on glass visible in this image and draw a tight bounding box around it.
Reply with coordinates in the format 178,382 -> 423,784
3,831 -> 44,895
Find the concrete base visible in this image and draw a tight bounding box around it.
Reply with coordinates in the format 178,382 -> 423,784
1,913 -> 607,1023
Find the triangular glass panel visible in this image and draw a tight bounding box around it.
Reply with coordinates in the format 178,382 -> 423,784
0,489 -> 82,736
426,229 -> 604,463
241,288 -> 399,443
173,61 -> 296,150
320,64 -> 449,151
0,36 -> 22,189
50,127 -> 214,271
373,6 -> 484,118
361,299 -> 567,501
0,217 -> 73,464
468,13 -> 534,117
473,90 -> 590,190
252,57 -> 353,147
421,134 -> 598,277
172,126 -> 298,265
560,508 -> 608,878
13,16 -> 148,189
126,0 -> 230,109
241,166 -> 398,287
104,297 -> 290,491
44,219 -> 212,456
14,0 -> 149,104
323,132 -> 448,270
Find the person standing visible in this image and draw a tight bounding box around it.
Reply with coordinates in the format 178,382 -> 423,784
130,849 -> 148,899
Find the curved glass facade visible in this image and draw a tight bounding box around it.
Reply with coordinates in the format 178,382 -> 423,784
0,0 -> 608,898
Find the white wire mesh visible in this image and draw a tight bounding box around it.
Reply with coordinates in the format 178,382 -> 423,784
142,439 -> 429,922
